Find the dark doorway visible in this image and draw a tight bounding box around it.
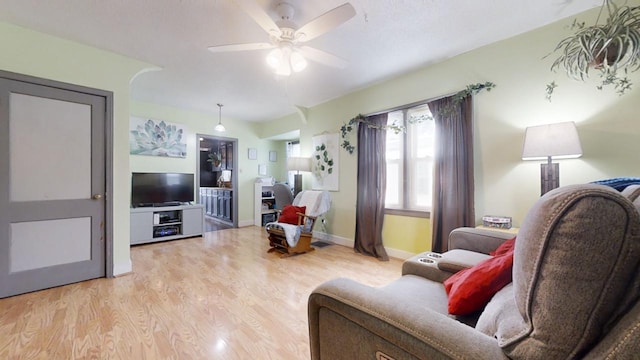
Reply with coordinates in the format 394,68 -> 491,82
197,134 -> 238,230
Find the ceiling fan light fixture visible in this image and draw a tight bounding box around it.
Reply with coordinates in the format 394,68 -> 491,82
274,46 -> 293,76
275,62 -> 292,76
215,103 -> 226,132
290,50 -> 307,72
266,48 -> 283,69
209,2 -> 356,76
267,45 -> 305,76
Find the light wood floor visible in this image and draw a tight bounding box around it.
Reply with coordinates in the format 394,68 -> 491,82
0,226 -> 403,359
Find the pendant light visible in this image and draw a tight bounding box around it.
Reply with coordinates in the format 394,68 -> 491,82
215,103 -> 226,132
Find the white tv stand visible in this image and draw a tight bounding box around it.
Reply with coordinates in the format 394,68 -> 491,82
130,204 -> 204,245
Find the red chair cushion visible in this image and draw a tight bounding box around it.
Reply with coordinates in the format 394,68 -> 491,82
278,205 -> 306,225
444,237 -> 516,315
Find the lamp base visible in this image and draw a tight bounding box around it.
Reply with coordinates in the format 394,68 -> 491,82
540,163 -> 559,196
294,174 -> 303,198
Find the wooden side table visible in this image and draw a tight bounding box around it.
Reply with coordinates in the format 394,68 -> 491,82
475,225 -> 519,235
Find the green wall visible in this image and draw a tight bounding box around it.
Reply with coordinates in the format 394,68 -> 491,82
0,21 -> 155,274
130,101 -> 286,225
258,3 -> 640,255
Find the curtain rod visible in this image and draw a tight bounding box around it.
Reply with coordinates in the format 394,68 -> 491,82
364,90 -> 459,117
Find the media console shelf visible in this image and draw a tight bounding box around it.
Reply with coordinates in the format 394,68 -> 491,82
130,204 -> 204,245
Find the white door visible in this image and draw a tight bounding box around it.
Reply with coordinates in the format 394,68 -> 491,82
0,75 -> 106,298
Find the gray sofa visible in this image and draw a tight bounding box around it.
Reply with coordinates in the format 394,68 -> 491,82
308,184 -> 640,359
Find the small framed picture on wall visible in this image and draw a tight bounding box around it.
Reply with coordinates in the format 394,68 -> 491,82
248,148 -> 257,160
269,151 -> 277,162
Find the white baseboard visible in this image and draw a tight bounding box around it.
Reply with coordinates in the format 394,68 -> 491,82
384,247 -> 417,260
313,231 -> 415,260
113,258 -> 132,276
238,219 -> 255,227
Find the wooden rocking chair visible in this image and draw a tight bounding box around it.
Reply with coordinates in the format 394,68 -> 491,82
265,190 -> 331,257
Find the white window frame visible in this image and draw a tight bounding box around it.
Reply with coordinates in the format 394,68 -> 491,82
384,104 -> 434,218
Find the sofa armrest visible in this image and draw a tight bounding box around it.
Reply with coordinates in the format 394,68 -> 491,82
448,227 -> 516,254
308,278 -> 508,360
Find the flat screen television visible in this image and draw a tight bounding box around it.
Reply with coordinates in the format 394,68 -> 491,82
131,172 -> 194,207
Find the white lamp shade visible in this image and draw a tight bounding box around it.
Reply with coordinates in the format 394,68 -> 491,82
522,121 -> 582,160
267,46 -> 308,76
287,157 -> 311,172
215,103 -> 226,132
266,48 -> 283,69
290,50 -> 307,72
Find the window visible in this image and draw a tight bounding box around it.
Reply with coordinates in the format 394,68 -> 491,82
385,104 -> 435,215
286,141 -> 300,186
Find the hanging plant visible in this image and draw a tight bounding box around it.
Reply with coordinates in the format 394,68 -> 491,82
340,82 -> 495,154
545,0 -> 640,99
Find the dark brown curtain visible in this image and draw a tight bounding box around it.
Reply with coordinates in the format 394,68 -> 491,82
429,96 -> 475,253
354,113 -> 389,261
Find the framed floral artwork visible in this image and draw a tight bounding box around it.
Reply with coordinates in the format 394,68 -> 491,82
129,117 -> 187,157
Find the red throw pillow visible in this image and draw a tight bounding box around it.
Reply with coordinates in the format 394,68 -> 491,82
490,236 -> 517,256
443,238 -> 516,315
278,205 -> 306,225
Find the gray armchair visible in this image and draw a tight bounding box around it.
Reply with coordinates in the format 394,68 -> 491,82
308,184 -> 640,359
272,182 -> 294,211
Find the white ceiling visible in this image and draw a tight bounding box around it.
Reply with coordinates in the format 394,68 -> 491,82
0,0 -> 601,122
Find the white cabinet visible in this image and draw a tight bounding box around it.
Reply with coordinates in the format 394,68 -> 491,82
130,204 -> 204,245
254,183 -> 277,226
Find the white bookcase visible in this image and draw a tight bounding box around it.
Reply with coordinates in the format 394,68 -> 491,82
130,204 -> 204,245
254,183 -> 277,226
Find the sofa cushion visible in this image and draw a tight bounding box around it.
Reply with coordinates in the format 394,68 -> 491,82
480,184 -> 640,359
381,274 -> 450,316
622,185 -> 640,213
620,184 -> 640,202
277,205 -> 306,225
438,249 -> 492,272
475,283 -> 520,335
443,240 -> 515,316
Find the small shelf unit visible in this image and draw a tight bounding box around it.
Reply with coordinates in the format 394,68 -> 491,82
130,204 -> 204,245
255,183 -> 277,226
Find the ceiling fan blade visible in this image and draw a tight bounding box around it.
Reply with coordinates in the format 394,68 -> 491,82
298,46 -> 348,69
295,3 -> 356,42
208,42 -> 274,53
234,0 -> 282,37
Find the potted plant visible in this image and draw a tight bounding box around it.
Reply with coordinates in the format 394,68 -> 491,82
546,0 -> 640,98
207,152 -> 221,169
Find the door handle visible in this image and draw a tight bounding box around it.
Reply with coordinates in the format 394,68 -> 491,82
92,194 -> 103,200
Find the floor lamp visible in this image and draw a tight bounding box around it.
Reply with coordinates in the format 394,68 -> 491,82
287,157 -> 311,197
522,121 -> 583,196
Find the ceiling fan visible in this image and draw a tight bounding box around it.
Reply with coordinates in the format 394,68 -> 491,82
208,0 -> 356,76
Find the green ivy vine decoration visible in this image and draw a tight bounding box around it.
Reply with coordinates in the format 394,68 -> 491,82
340,82 -> 496,154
